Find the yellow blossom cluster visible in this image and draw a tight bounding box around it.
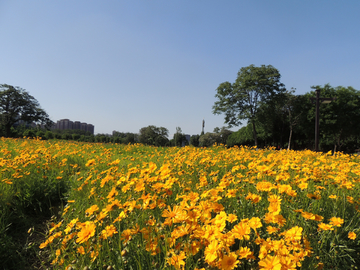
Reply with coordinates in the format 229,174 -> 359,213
1,138 -> 360,269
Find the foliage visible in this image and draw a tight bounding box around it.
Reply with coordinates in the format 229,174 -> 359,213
173,127 -> 188,147
311,84 -> 360,153
112,131 -> 138,144
139,125 -> 169,146
213,65 -> 286,146
228,84 -> 360,152
0,84 -> 53,137
199,132 -> 221,147
190,134 -> 200,147
226,124 -> 271,148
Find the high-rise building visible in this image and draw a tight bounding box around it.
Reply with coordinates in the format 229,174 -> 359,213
53,119 -> 95,134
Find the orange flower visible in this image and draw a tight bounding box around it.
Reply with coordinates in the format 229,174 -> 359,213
204,240 -> 219,263
162,205 -> 185,225
317,223 -> 333,231
348,232 -> 356,240
227,214 -> 238,223
167,251 -> 186,270
231,221 -> 251,240
283,226 -> 303,242
248,217 -> 262,231
85,204 -> 99,216
238,246 -> 253,259
85,159 -> 96,166
266,226 -> 279,235
76,221 -> 96,244
259,255 -> 281,270
77,246 -> 85,255
221,252 -> 239,270
100,224 -> 118,239
329,217 -> 344,227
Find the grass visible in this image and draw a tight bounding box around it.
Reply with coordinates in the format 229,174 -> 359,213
1,137 -> 360,269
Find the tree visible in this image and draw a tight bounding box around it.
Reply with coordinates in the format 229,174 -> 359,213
0,84 -> 53,137
139,125 -> 169,146
199,132 -> 221,147
310,84 -> 360,153
190,134 -> 200,147
214,126 -> 233,145
213,65 -> 286,146
173,127 -> 187,147
281,89 -> 306,150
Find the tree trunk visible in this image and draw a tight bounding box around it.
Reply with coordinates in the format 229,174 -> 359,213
5,123 -> 12,137
287,126 -> 292,150
252,120 -> 258,147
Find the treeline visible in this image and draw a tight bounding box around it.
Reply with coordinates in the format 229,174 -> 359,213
2,83 -> 360,152
3,126 -> 136,144
226,84 -> 360,153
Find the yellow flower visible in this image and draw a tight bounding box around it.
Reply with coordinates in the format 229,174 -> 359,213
226,189 -> 237,198
329,217 -> 344,227
227,214 -> 238,223
120,229 -> 133,244
85,204 -> 99,216
297,182 -> 308,190
231,221 -> 251,240
77,246 -> 85,255
317,223 -> 333,231
283,226 -> 303,242
100,224 -> 118,239
167,251 -> 186,270
221,252 -> 239,270
348,231 -> 356,240
248,217 -> 262,231
259,255 -> 281,270
246,192 -> 261,203
266,226 -> 279,235
238,246 -> 253,259
204,240 -> 219,263
85,159 -> 96,166
256,181 -> 274,192
64,218 -> 78,234
76,221 -> 96,244
162,205 -> 185,225
301,211 -> 316,220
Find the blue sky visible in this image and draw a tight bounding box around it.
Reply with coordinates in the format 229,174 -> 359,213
1,1 -> 360,136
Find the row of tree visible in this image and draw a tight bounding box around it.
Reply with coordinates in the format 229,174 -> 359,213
3,73 -> 360,153
213,65 -> 360,153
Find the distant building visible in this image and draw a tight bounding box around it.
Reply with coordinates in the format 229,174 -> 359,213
53,119 -> 95,134
183,134 -> 190,146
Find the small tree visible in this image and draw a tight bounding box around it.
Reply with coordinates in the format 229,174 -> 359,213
199,132 -> 221,147
139,125 -> 169,146
190,135 -> 200,147
173,127 -> 187,147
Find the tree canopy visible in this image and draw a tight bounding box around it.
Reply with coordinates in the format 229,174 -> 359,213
213,64 -> 286,146
138,125 -> 169,146
0,84 -> 53,137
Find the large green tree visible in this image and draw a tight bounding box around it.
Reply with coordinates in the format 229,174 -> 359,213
0,84 -> 53,137
213,65 -> 286,146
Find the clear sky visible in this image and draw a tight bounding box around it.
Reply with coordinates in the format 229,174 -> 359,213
1,1 -> 360,137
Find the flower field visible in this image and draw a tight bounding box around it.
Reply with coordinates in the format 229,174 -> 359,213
1,138 -> 360,269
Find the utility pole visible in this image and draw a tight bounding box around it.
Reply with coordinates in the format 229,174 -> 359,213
310,89 -> 335,151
